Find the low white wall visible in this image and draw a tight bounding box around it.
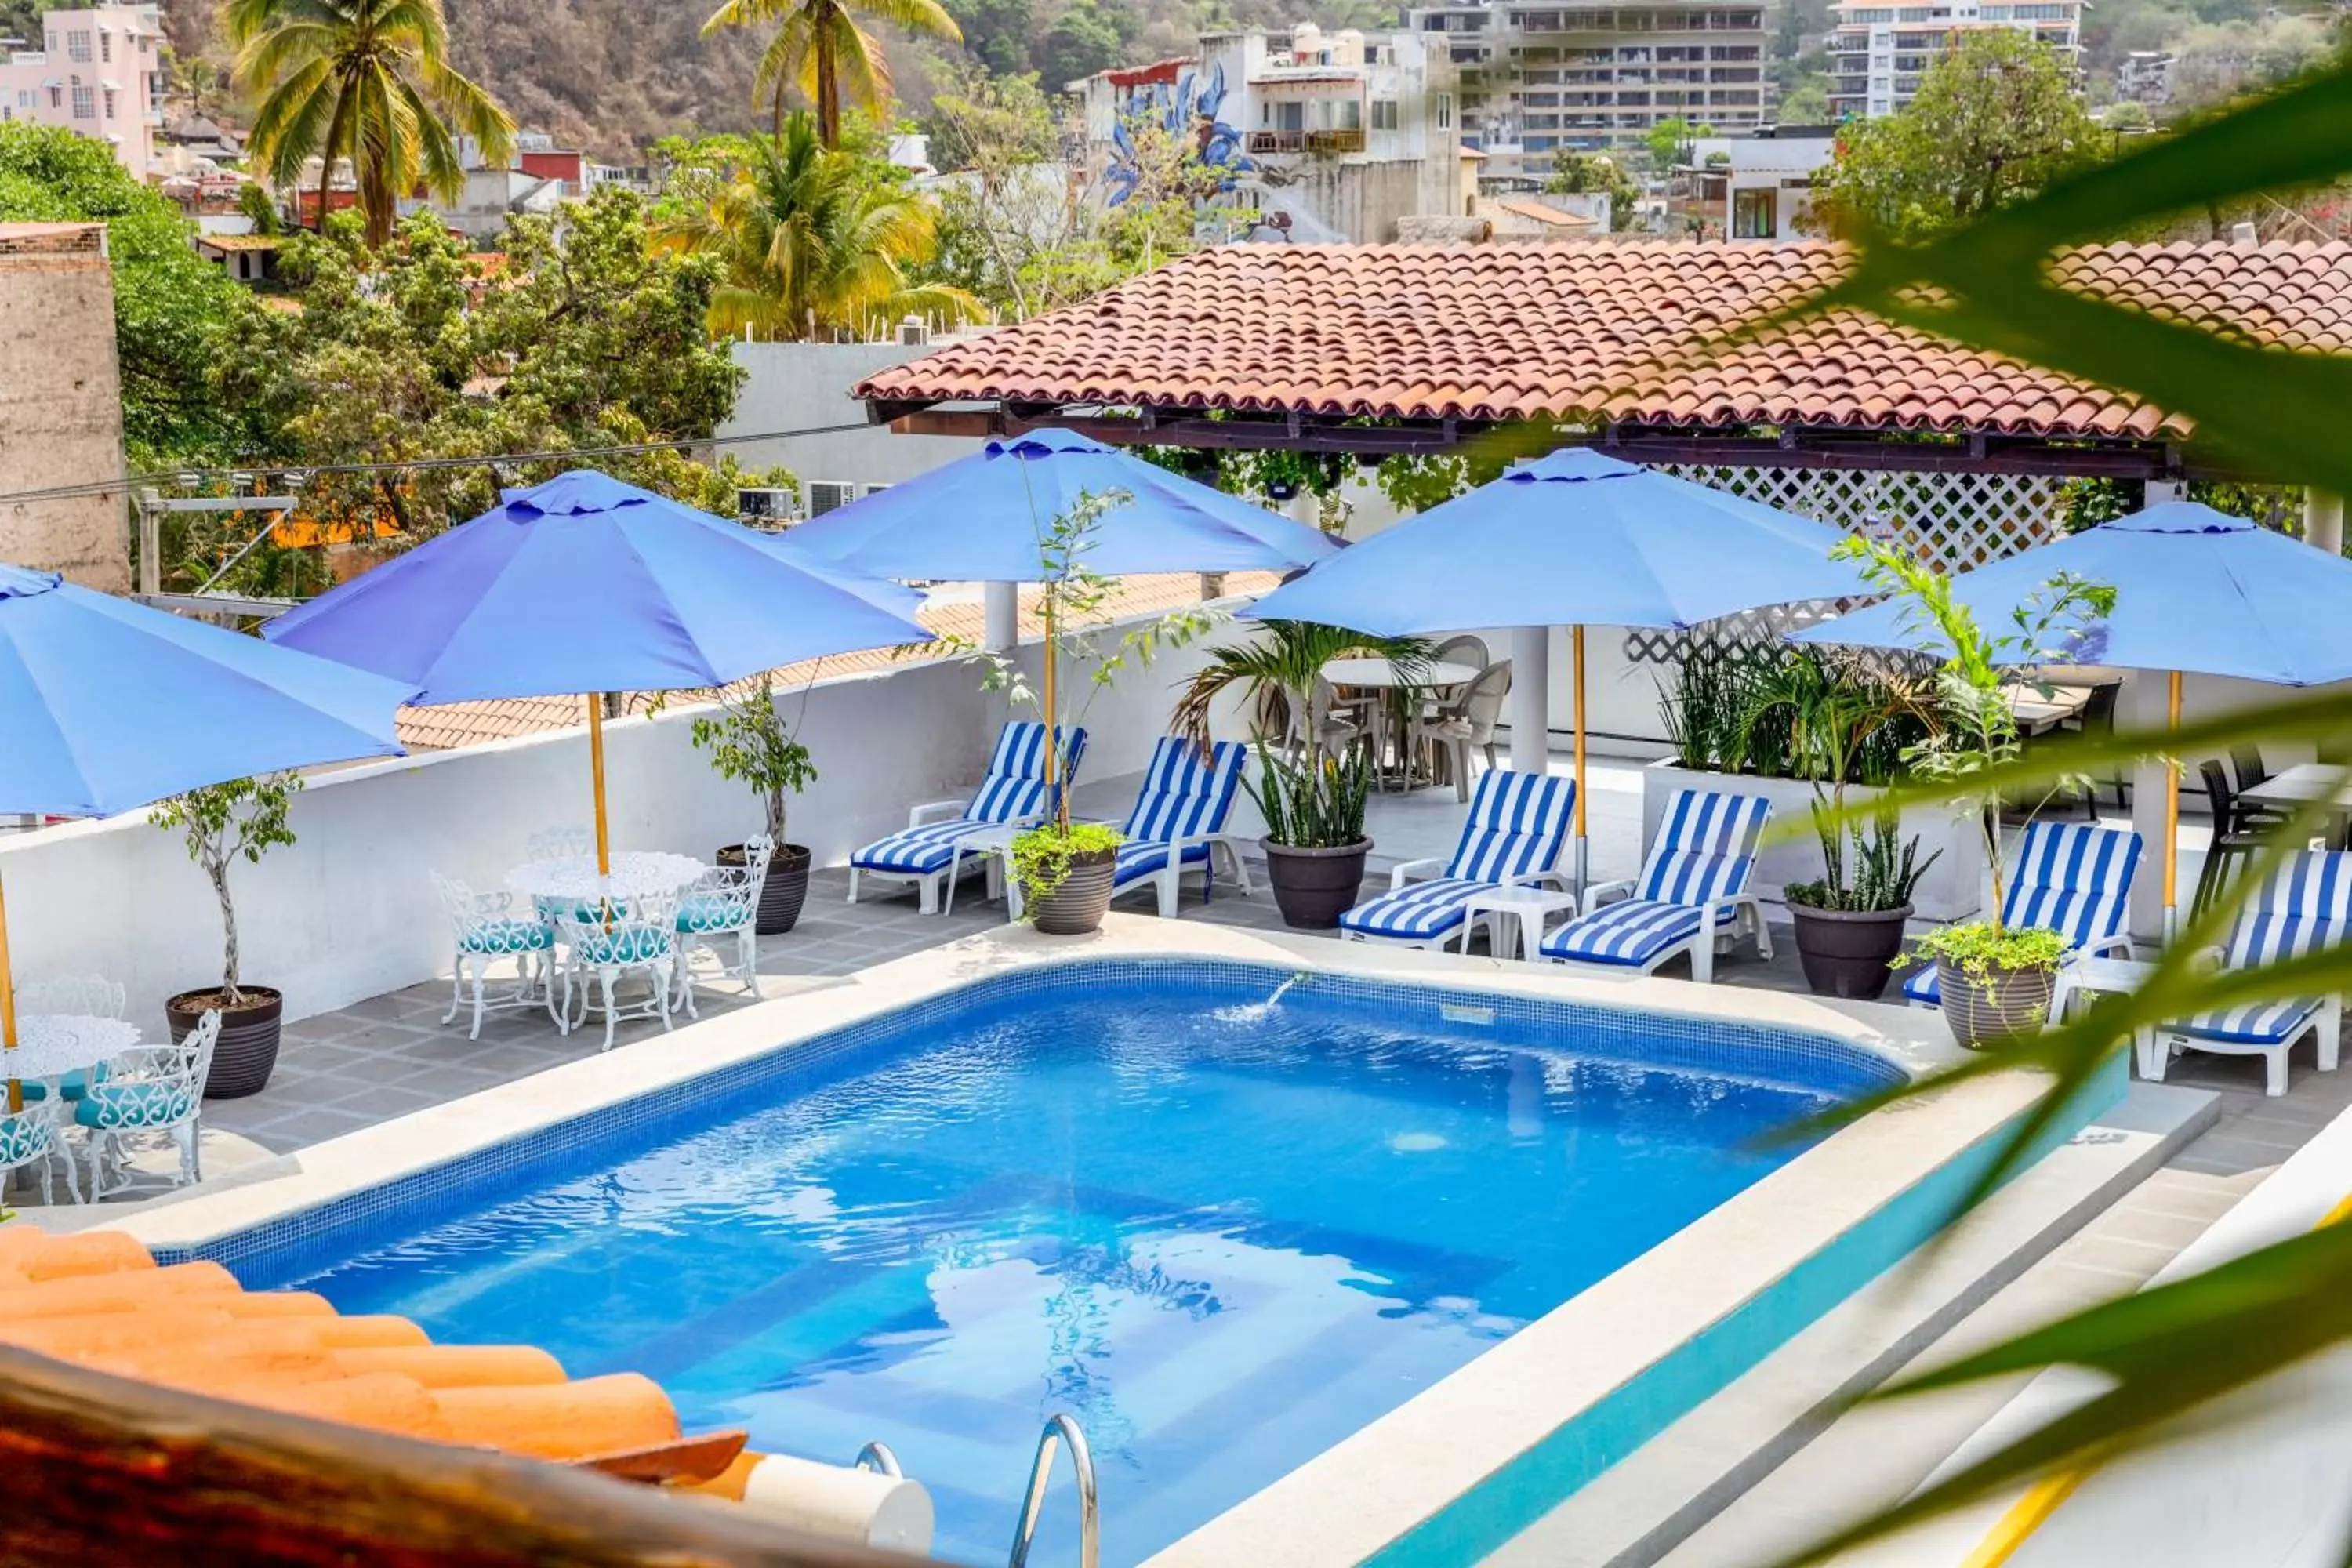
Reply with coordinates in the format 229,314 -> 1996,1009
0,612 -> 1253,1026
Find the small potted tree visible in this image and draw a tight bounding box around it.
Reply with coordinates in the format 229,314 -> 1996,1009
1842,538 -> 2113,1047
966,488 -> 1211,935
1247,739 -> 1374,927
152,773 -> 303,1098
689,670 -> 817,934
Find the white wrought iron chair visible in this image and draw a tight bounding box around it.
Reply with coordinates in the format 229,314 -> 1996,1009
527,824 -> 593,862
14,974 -> 129,1106
433,872 -> 561,1038
673,835 -> 771,1014
0,1101 -> 76,1206
77,1007 -> 220,1198
556,889 -> 684,1051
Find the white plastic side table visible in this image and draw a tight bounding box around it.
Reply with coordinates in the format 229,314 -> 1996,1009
1458,884 -> 1583,961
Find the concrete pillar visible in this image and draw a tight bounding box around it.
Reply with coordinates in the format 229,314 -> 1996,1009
2125,667 -> 2173,944
982,582 -> 1019,652
1508,625 -> 1552,774
2306,488 -> 2343,557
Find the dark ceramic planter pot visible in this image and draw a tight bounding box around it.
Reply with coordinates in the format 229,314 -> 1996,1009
1939,960 -> 2059,1050
1023,846 -> 1117,935
721,841 -> 811,935
166,985 -> 283,1100
1261,837 -> 1372,930
1788,903 -> 1911,1001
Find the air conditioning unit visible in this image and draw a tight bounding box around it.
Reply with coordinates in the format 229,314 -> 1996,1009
896,315 -> 929,346
804,480 -> 859,518
736,487 -> 794,529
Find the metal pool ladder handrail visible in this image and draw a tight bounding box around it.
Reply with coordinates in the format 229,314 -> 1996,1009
853,1440 -> 903,1478
1007,1412 -> 1098,1568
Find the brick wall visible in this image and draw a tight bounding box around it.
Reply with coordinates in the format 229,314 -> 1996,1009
0,221 -> 132,590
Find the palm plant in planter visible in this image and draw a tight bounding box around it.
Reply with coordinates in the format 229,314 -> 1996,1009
151,772 -> 302,1098
964,488 -> 1211,935
1247,739 -> 1374,928
689,671 -> 818,934
1842,538 -> 2113,1046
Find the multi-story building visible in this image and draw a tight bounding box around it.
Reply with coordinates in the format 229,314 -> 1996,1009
1072,24 -> 1461,244
1827,0 -> 2084,119
1403,0 -> 1769,178
2116,49 -> 2176,108
1667,125 -> 1835,238
0,4 -> 165,181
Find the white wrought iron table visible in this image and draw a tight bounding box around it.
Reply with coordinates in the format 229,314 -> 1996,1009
506,851 -> 708,906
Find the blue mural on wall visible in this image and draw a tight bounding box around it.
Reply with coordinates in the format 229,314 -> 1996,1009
1102,60 -> 1257,206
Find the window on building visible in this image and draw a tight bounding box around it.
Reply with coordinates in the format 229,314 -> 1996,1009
70,82 -> 93,118
1371,98 -> 1399,129
1337,97 -> 1363,129
99,29 -> 111,63
1436,91 -> 1453,127
1733,187 -> 1776,238
66,28 -> 90,60
102,88 -> 115,118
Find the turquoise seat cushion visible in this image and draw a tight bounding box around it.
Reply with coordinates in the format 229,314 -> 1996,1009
677,895 -> 744,935
77,1079 -> 195,1131
573,928 -> 673,966
460,918 -> 556,956
14,1063 -> 107,1102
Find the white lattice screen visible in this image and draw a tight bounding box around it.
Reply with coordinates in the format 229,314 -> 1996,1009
1623,463 -> 2073,666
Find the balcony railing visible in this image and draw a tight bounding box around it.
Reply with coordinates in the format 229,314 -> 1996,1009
1247,128 -> 1367,154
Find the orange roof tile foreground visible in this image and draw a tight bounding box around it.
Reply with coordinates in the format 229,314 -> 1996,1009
855,240 -> 2352,443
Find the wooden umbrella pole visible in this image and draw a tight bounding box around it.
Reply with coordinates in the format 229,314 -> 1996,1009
1041,593 -> 1061,827
0,864 -> 17,1116
2163,669 -> 2182,938
1572,626 -> 1589,895
587,694 -> 612,877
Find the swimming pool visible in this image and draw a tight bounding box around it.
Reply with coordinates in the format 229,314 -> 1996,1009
214,960 -> 1904,1566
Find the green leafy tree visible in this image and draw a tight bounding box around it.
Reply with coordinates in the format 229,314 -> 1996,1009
702,0 -> 962,144
1778,80 -> 1832,123
0,122 -> 257,465
1545,150 -> 1642,231
151,774 -> 304,1004
939,0 -> 1033,76
1642,114 -> 1713,169
1036,0 -> 1131,88
226,0 -> 517,249
1813,30 -> 2103,241
651,112 -> 978,339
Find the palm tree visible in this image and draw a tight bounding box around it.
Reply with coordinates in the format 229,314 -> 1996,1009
652,114 -> 979,341
1171,620 -> 1433,756
226,0 -> 515,249
702,0 -> 960,146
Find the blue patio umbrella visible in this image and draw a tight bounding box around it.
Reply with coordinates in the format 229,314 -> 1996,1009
777,429 -> 1339,580
1796,501 -> 2352,924
265,470 -> 934,873
779,428 -> 1338,804
1249,448 -> 1867,886
0,564 -> 413,1099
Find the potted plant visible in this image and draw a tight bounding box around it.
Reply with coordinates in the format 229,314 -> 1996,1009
688,670 -> 817,934
964,488 -> 1211,935
151,772 -> 303,1098
1170,619 -> 1432,753
1249,739 -> 1375,928
1842,538 -> 2114,1047
1777,671 -> 1940,999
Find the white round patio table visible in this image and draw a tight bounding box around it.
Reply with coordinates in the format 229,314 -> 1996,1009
1323,658 -> 1483,792
2,1014 -> 142,1091
506,851 -> 708,904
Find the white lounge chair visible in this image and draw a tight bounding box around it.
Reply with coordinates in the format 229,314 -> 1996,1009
1338,769 -> 1576,949
2143,850 -> 2348,1097
1539,788 -> 1773,982
1903,819 -> 2142,1013
849,722 -> 1089,914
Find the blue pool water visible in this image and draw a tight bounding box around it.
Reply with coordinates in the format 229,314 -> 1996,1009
246,965 -> 1900,1566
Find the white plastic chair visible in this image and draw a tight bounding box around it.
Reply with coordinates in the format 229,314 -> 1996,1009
557,889 -> 684,1051
433,871 -> 561,1038
1412,659 -> 1512,804
77,1007 -> 220,1198
673,835 -> 771,1014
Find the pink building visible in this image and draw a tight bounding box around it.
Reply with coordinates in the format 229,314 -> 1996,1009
0,5 -> 166,181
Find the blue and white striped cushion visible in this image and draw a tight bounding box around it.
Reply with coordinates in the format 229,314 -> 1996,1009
852,818 -> 989,875
2004,822 -> 2140,948
2169,1000 -> 2322,1046
1443,771 -> 1576,883
1123,739 -> 1246,844
1902,963 -> 1944,1005
1340,877 -> 1494,942
1541,898 -> 1737,967
1637,789 -> 1771,905
1112,839 -> 1212,887
967,722 -> 1089,824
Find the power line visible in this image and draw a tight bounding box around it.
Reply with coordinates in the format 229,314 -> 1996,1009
0,420 -> 882,510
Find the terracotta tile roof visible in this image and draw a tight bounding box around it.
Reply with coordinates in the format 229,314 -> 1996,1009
394,571 -> 1275,751
1494,199 -> 1596,227
855,240 -> 2352,441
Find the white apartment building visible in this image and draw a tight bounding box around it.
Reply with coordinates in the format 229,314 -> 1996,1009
0,4 -> 165,180
1670,125 -> 1835,238
1827,0 -> 2084,119
1405,1 -> 1770,178
1073,25 -> 1462,244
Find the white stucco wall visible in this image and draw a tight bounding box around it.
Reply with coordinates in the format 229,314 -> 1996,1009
718,340 -> 985,492
0,615 -> 1254,1025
